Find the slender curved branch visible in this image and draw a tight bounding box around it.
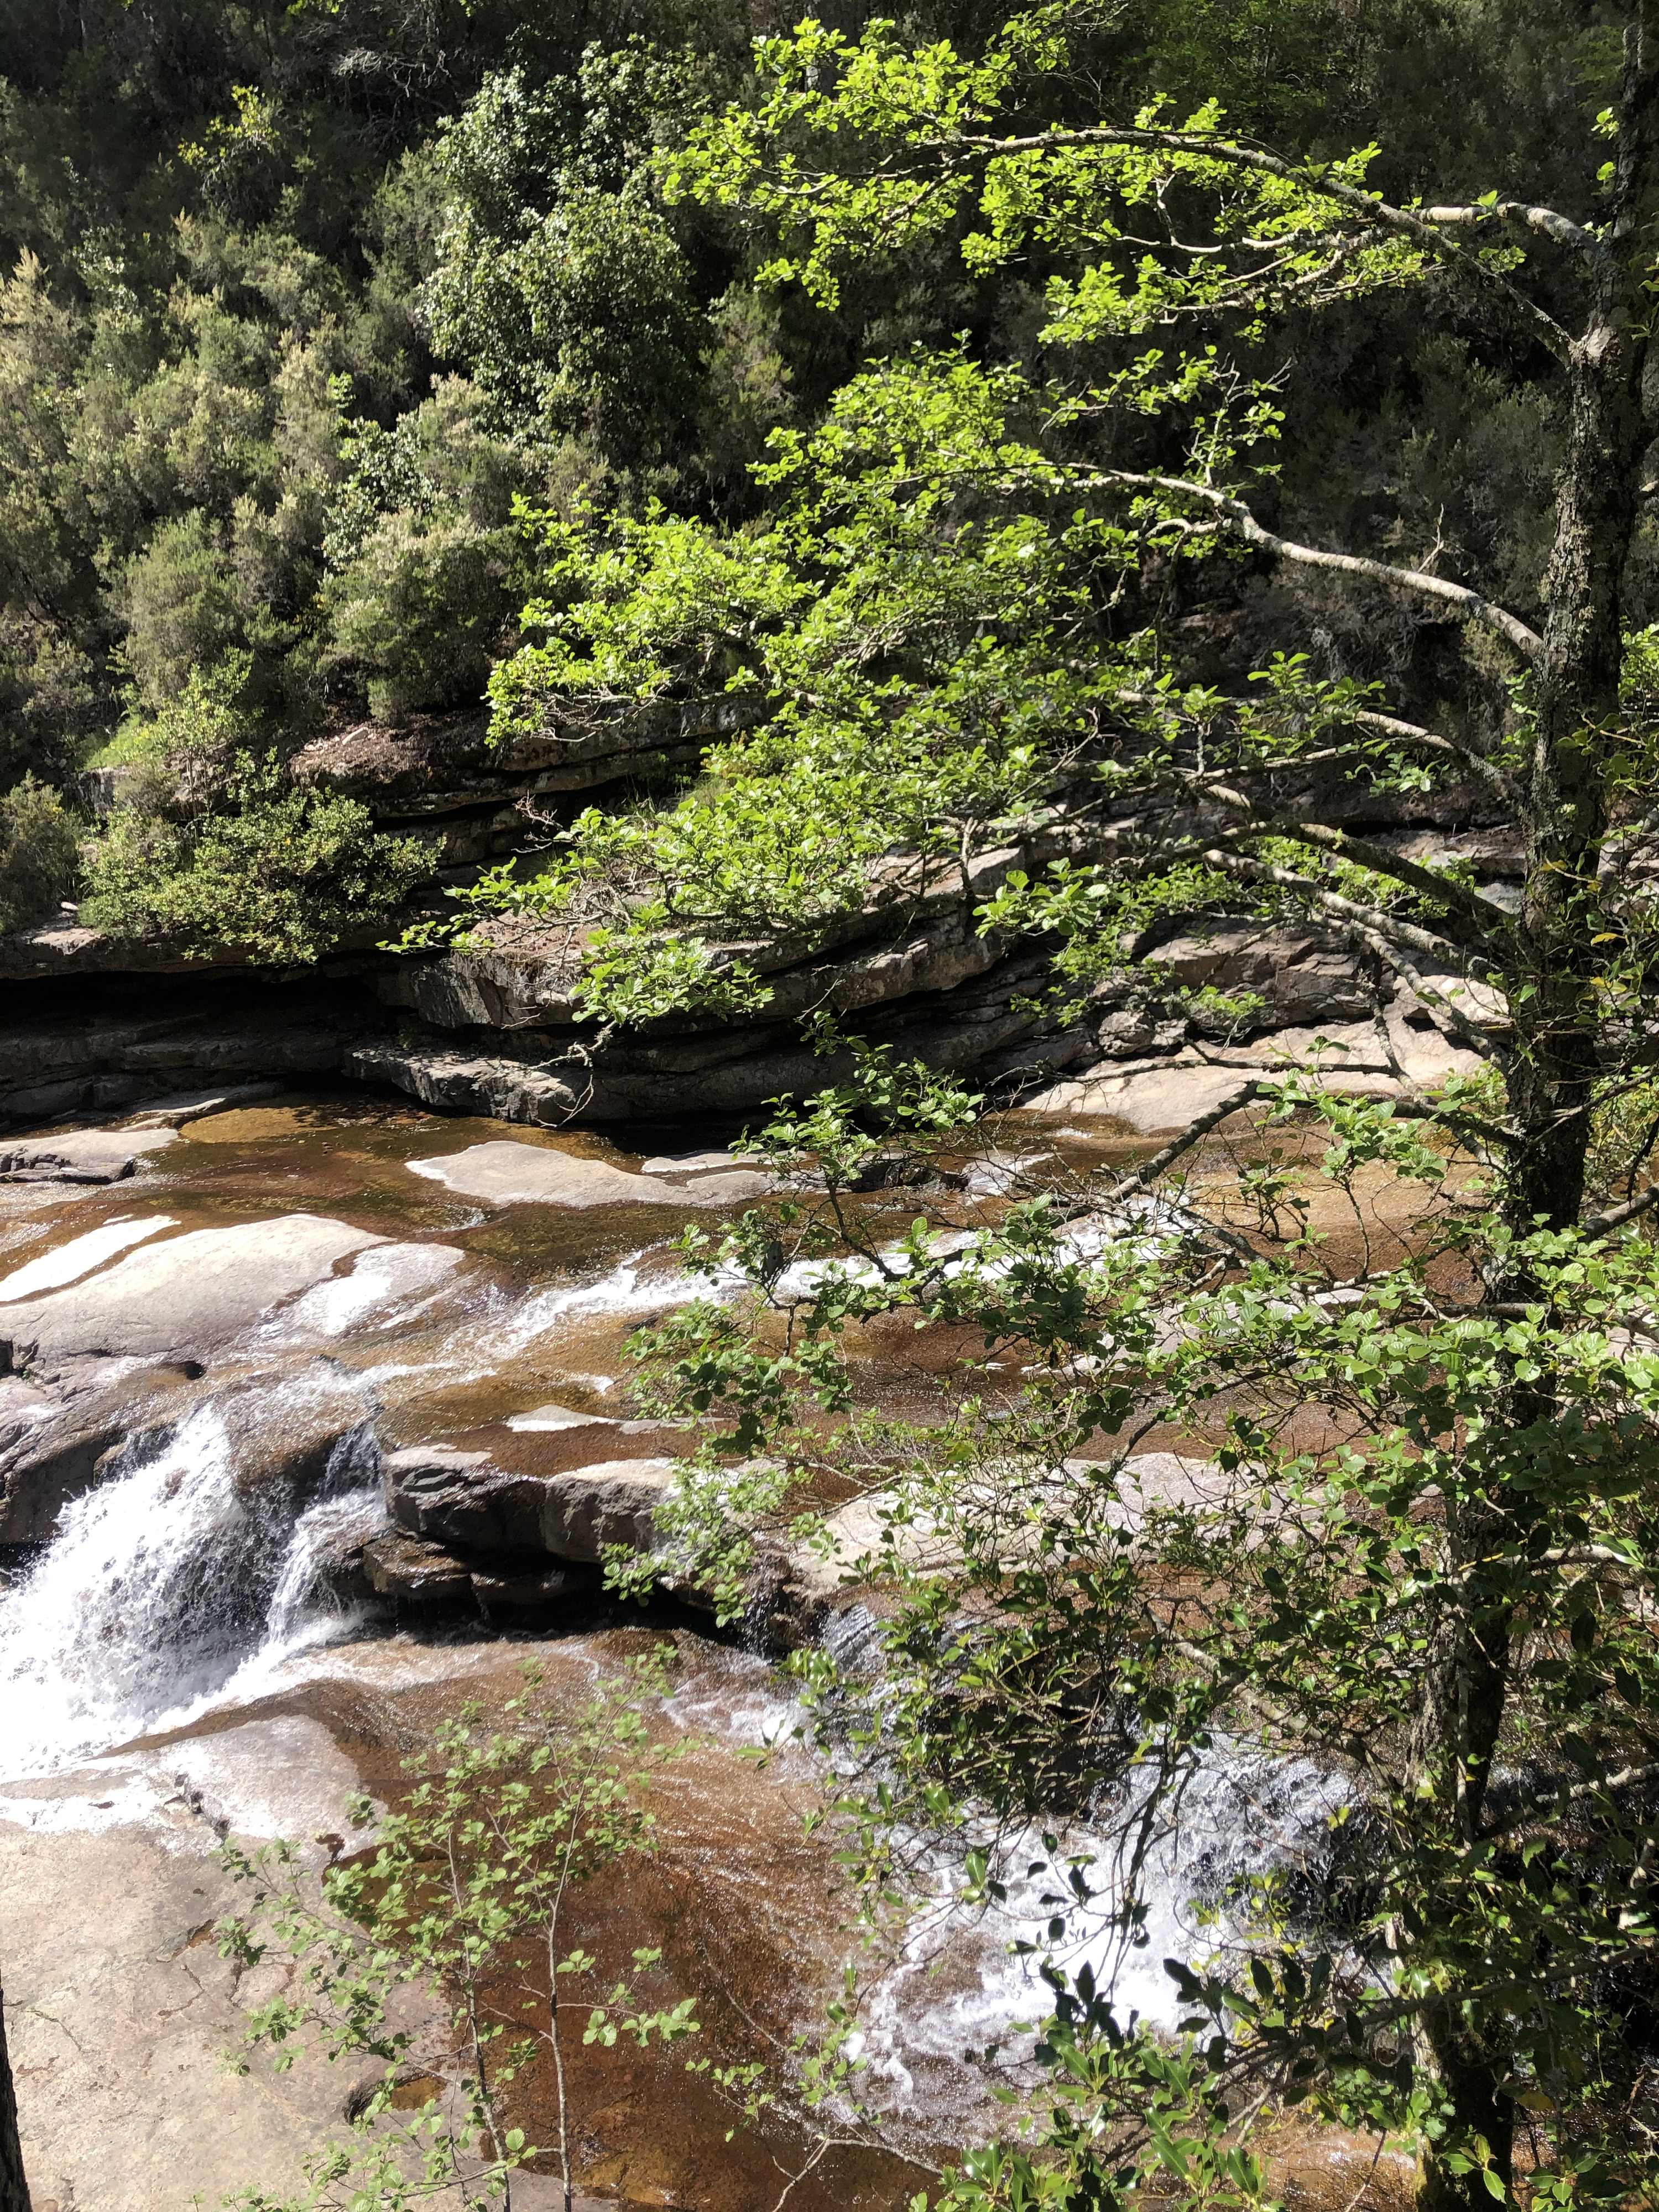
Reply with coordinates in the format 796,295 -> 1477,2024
953,126 -> 1577,361
1103,471 -> 1545,665
1337,917 -> 1511,1071
1194,844 -> 1496,976
1582,1183 -> 1659,1237
1103,1079 -> 1265,1203
1347,709 -> 1526,809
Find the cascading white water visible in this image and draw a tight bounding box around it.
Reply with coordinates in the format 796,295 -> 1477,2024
0,1401 -> 379,1778
856,1740 -> 1349,2121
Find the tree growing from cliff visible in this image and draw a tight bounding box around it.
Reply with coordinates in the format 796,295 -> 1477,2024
442,8 -> 1659,2209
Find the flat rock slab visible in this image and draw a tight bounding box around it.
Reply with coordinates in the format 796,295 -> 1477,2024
1025,1064 -> 1272,1133
279,1240 -> 467,1339
1,1720 -> 446,2212
0,1214 -> 386,1365
640,1150 -> 744,1177
0,1215 -> 176,1302
407,1140 -> 731,1209
120,1081 -> 284,1128
506,1401 -> 617,1432
0,1126 -> 177,1184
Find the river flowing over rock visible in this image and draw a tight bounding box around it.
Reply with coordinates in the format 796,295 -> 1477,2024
0,1093 -> 1351,2211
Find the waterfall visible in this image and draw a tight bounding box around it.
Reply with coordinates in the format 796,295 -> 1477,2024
0,1400 -> 379,1778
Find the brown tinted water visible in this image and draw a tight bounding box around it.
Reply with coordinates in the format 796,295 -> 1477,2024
2,1087 -> 1008,2208
1,1084 -> 1421,2210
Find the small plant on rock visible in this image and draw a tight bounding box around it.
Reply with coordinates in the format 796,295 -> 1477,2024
216,1654 -> 700,2212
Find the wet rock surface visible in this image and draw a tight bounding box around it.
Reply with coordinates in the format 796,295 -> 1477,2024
0,1088 -> 1389,2210
0,1214 -> 387,1366
0,1126 -> 176,1183
408,1138 -> 733,1209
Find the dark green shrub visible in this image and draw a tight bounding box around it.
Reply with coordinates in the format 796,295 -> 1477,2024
0,774 -> 81,934
82,753 -> 433,963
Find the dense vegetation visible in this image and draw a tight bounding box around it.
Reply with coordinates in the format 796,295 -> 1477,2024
0,0 -> 1624,950
8,9 -> 1659,2212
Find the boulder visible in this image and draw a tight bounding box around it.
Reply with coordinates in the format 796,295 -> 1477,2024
360,1528 -> 478,1606
406,1140 -> 723,1209
0,1127 -> 177,1185
383,1444 -> 543,1553
0,1214 -> 387,1367
1147,924 -> 1375,1030
533,1457 -> 680,1563
470,1560 -> 595,1616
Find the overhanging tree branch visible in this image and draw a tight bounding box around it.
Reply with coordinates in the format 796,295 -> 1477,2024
1102,472 -> 1545,665
953,126 -> 1578,362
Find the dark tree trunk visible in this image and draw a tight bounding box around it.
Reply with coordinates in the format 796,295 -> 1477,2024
1410,19 -> 1659,2212
1506,3 -> 1659,1243
0,1984 -> 29,2212
1414,2014 -> 1515,2212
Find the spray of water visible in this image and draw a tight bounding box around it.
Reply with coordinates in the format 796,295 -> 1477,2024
0,1400 -> 379,1777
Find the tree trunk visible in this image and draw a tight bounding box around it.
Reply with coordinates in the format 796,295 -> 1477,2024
0,1984 -> 30,2212
1506,3 -> 1659,1243
1411,25 -> 1659,2212
1413,2012 -> 1515,2212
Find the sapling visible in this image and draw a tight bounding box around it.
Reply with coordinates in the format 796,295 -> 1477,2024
216,1652 -> 700,2212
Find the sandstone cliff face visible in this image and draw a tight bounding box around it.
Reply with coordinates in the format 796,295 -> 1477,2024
2,708 -> 1533,1128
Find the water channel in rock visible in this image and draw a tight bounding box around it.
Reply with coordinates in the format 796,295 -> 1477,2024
0,1089 -> 1363,2212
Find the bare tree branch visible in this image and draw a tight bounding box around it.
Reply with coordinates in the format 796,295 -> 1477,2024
1582,1183 -> 1659,1237
1420,200 -> 1603,255
1175,771 -> 1517,941
1102,472 -> 1545,665
1337,917 -> 1511,1071
1347,709 -> 1526,808
1102,1079 -> 1266,1203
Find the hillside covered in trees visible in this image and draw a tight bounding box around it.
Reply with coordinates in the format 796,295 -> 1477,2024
6,7 -> 1659,2212
0,0 -> 1620,971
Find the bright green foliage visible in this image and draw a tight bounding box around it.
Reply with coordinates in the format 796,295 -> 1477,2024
218,1657 -> 700,2212
618,1056 -> 1659,2212
438,348 -> 1212,1003
0,773 -> 80,935
662,12 -> 1438,322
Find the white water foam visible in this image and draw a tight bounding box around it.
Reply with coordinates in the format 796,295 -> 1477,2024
0,1402 -> 377,1778
857,1743 -> 1347,2116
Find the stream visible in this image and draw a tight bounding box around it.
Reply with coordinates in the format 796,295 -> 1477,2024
0,1088 -> 1350,2212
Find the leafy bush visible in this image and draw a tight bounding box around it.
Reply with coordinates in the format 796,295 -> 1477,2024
0,774 -> 81,934
315,378 -> 530,717
83,659 -> 250,815
425,51 -> 709,461
81,754 -> 433,963
322,513 -> 519,719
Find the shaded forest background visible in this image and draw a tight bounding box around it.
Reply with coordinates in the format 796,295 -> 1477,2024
0,0 -> 1636,940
